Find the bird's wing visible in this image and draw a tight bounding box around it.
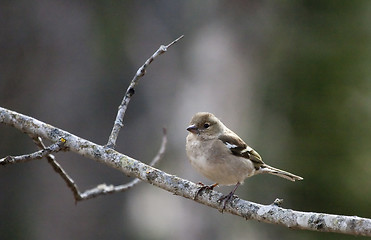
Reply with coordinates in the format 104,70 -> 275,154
218,134 -> 264,168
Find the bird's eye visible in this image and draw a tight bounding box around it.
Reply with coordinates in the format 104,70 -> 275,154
203,123 -> 210,129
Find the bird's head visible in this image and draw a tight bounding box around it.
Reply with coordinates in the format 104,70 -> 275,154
186,112 -> 223,139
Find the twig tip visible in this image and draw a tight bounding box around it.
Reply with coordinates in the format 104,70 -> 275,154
167,35 -> 184,48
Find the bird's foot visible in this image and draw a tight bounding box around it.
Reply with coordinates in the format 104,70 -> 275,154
218,191 -> 237,212
217,182 -> 241,212
194,182 -> 218,200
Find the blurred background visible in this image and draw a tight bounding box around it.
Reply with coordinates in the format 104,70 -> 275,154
1,1 -> 370,239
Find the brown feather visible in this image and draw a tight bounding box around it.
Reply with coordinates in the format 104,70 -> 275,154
218,134 -> 264,169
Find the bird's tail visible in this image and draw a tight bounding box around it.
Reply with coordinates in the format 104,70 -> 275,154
260,164 -> 303,182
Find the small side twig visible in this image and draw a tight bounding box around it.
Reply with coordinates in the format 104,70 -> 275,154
271,198 -> 284,207
106,35 -> 183,149
30,136 -> 83,201
77,127 -> 167,201
22,129 -> 166,202
0,137 -> 66,165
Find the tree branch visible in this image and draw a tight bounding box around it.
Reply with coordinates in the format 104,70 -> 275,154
106,35 -> 183,149
29,136 -> 84,201
75,128 -> 167,201
1,107 -> 370,236
18,129 -> 167,202
0,137 -> 66,165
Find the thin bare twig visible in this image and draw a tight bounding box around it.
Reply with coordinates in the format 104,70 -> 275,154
76,128 -> 167,201
0,137 -> 66,165
106,35 -> 184,149
30,136 -> 83,201
25,129 -> 166,202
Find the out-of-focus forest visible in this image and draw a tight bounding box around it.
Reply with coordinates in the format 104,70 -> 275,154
1,1 -> 370,239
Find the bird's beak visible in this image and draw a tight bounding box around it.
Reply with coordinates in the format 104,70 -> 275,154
186,124 -> 199,134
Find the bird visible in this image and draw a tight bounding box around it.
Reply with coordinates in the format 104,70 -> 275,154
185,112 -> 303,210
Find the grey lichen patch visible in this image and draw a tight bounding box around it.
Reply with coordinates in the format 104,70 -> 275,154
170,178 -> 190,196
326,216 -> 347,232
118,156 -> 139,175
183,181 -> 190,189
177,180 -> 191,192
79,143 -> 91,149
49,128 -> 62,139
227,196 -> 241,209
309,214 -> 325,230
103,147 -> 116,155
29,118 -> 41,129
240,203 -> 260,220
239,202 -> 259,220
93,147 -> 102,158
257,205 -> 274,219
347,218 -> 357,232
74,139 -> 91,148
279,209 -> 296,227
146,169 -> 159,182
17,116 -> 31,132
268,206 -> 279,216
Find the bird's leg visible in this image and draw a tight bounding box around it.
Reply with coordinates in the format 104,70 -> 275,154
194,182 -> 219,200
218,182 -> 241,211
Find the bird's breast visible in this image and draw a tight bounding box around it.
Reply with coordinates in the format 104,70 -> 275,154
186,135 -> 256,185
